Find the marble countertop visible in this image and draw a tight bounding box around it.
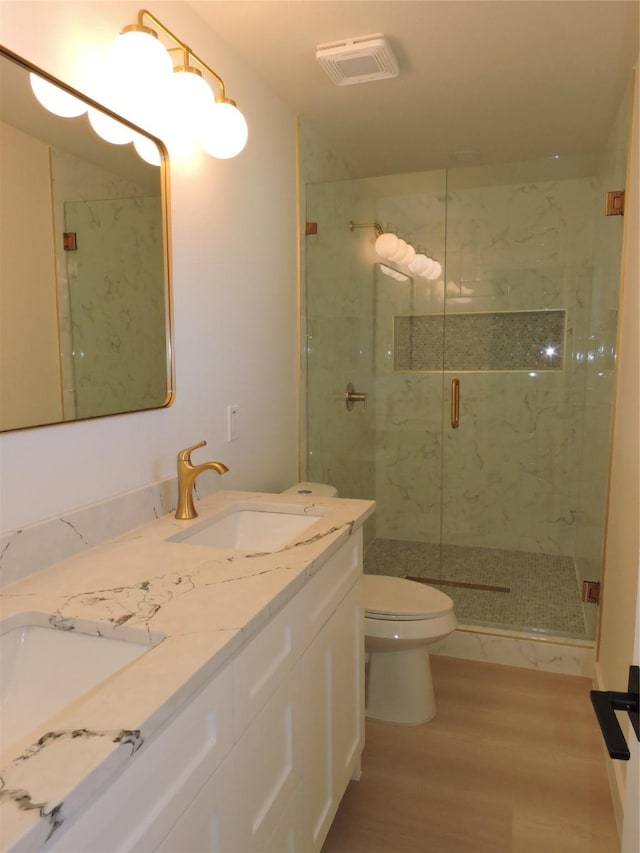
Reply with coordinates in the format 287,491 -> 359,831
0,490 -> 374,851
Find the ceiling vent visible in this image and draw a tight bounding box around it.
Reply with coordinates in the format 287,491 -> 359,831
316,34 -> 399,86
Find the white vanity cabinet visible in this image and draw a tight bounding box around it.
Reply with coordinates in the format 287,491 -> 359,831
43,530 -> 364,853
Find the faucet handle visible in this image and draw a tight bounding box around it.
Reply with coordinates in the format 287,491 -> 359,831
177,440 -> 207,462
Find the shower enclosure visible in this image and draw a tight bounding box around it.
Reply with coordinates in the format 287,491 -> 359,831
304,147 -> 628,642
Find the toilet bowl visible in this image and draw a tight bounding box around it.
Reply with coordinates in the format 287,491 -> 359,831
364,574 -> 456,725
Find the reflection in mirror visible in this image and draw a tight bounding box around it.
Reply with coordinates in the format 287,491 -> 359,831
0,47 -> 173,432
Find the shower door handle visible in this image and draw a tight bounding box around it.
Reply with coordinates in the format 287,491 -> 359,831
451,378 -> 460,429
345,383 -> 367,411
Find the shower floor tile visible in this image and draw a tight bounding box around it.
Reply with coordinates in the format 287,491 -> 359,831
364,538 -> 589,639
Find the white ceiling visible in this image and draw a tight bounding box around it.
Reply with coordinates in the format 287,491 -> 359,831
188,0 -> 639,177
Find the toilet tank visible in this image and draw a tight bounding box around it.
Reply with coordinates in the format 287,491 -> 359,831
282,481 -> 338,497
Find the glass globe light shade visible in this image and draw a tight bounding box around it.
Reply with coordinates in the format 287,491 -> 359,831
133,132 -> 162,166
399,244 -> 416,266
98,29 -> 172,127
107,29 -> 173,88
88,107 -> 136,145
375,233 -> 399,260
172,69 -> 215,134
389,239 -> 408,262
424,260 -> 442,280
158,69 -> 215,159
418,257 -> 436,277
408,254 -> 430,275
199,101 -> 248,159
30,73 -> 87,118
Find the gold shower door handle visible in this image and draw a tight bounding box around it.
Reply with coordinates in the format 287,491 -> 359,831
451,378 -> 460,428
345,383 -> 367,411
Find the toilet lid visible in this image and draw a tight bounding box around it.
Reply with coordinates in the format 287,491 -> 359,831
364,574 -> 454,620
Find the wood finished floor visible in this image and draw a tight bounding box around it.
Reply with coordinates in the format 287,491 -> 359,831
322,656 -> 619,853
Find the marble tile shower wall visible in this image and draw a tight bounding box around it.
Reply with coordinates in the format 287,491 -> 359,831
374,175 -> 601,555
305,179 -> 377,537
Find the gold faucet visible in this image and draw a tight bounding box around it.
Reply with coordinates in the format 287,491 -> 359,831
175,441 -> 228,519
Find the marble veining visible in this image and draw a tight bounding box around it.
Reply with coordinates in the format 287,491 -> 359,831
0,477 -> 178,588
0,491 -> 374,851
0,728 -> 143,843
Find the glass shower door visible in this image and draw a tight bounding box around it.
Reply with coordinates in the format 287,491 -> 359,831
439,157 -> 620,639
366,261 -> 446,575
304,153 -> 624,642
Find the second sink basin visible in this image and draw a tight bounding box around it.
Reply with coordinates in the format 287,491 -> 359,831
0,616 -> 158,758
167,506 -> 323,551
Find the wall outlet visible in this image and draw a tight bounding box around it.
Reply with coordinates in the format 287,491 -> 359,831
227,405 -> 240,441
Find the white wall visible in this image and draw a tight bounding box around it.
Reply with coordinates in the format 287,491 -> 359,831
596,67 -> 639,834
0,122 -> 63,430
0,1 -> 299,533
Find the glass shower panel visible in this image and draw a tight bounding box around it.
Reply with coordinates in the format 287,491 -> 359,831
305,179 -> 378,522
439,157 -> 618,639
370,264 -> 445,571
370,170 -> 448,566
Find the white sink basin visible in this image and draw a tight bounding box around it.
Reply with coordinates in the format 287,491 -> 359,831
0,616 -> 156,757
167,506 -> 323,551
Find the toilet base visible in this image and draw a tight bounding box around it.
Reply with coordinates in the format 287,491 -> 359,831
366,645 -> 436,725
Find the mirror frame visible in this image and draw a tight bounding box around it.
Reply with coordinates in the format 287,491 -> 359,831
0,45 -> 175,432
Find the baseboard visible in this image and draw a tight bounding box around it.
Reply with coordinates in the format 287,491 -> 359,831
431,625 -> 595,677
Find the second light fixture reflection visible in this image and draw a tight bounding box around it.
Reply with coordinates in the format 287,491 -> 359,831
374,231 -> 442,280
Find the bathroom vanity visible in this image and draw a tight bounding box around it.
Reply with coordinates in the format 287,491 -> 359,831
0,491 -> 374,852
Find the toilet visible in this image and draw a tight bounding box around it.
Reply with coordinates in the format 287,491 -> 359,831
283,483 -> 456,725
364,574 -> 456,725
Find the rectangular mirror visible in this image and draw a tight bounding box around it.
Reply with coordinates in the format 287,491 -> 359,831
0,46 -> 173,432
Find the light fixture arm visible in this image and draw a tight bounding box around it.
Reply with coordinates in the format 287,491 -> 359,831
131,8 -> 233,104
349,221 -> 383,236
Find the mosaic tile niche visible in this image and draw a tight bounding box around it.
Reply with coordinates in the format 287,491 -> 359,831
394,310 -> 566,372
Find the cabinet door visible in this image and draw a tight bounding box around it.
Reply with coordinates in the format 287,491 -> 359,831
156,754 -> 237,853
303,616 -> 335,850
332,579 -> 365,792
303,578 -> 364,852
232,667 -> 303,852
157,667 -> 303,853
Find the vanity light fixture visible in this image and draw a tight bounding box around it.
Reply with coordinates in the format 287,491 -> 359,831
104,9 -> 248,160
31,8 -> 248,163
